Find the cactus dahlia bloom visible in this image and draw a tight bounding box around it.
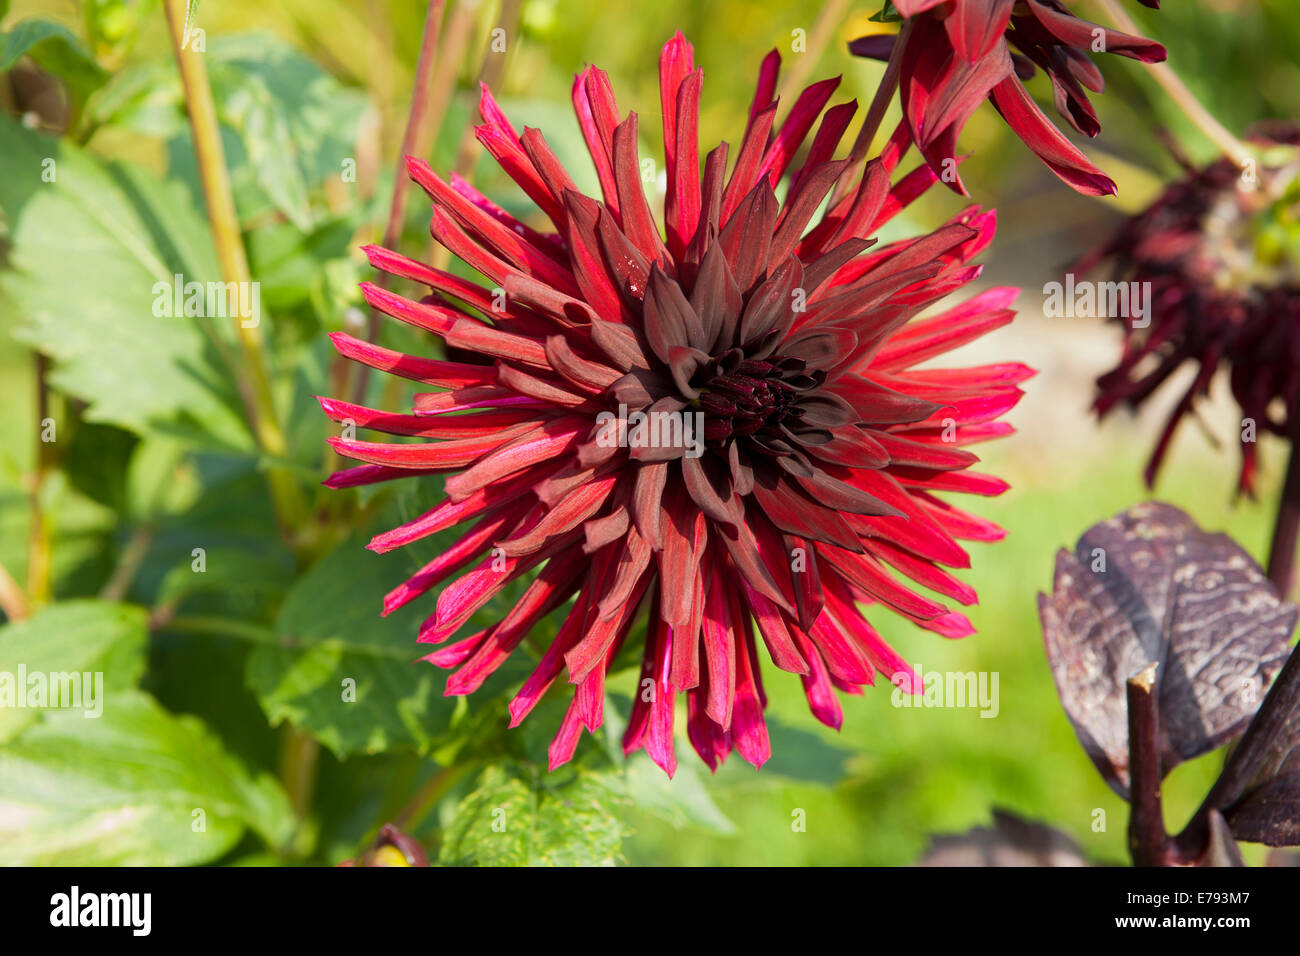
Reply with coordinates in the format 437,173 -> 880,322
1088,124 -> 1300,495
320,33 -> 1031,775
851,0 -> 1165,196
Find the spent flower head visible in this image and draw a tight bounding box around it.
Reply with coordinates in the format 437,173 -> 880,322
1088,123 -> 1300,494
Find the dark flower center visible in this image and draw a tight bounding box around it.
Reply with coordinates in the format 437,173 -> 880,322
695,354 -> 826,445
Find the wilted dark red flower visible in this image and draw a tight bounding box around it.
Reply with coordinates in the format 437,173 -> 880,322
851,0 -> 1165,196
321,33 -> 1031,775
1088,124 -> 1300,495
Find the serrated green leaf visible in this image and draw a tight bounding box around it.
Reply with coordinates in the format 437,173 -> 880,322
440,764 -> 630,866
0,600 -> 147,743
245,529 -> 457,757
0,115 -> 252,451
202,33 -> 369,230
0,689 -> 293,864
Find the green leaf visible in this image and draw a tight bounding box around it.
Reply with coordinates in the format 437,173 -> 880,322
0,115 -> 252,451
245,530 -> 458,757
203,33 -> 368,230
598,693 -> 735,834
0,689 -> 293,864
0,600 -> 147,743
156,545 -> 294,613
439,763 -> 630,866
868,1 -> 903,23
1,19 -> 80,71
0,17 -> 107,118
605,755 -> 737,835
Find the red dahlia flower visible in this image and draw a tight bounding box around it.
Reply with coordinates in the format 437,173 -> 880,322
1088,124 -> 1300,495
321,33 -> 1031,775
851,0 -> 1165,196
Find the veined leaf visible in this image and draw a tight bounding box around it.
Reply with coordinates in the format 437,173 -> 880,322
0,600 -> 147,743
0,115 -> 252,450
439,763 -> 629,866
0,689 -> 293,865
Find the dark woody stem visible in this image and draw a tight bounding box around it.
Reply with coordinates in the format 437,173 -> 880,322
1266,410 -> 1300,597
1127,663 -> 1169,866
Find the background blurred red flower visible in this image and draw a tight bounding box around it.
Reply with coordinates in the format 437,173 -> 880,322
851,0 -> 1165,195
1088,123 -> 1300,495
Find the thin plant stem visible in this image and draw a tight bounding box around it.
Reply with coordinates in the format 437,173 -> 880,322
352,0 -> 446,405
418,0 -> 524,304
394,763 -> 474,831
829,18 -> 908,208
1093,0 -> 1252,168
99,525 -> 155,603
163,0 -> 306,533
450,0 -> 522,182
27,352 -> 52,604
280,727 -> 321,827
774,0 -> 852,123
0,560 -> 30,621
1267,412 -> 1300,597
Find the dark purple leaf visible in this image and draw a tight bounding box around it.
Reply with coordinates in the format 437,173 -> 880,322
1038,502 -> 1295,798
1225,692 -> 1300,846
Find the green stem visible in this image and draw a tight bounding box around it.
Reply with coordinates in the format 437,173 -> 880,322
280,728 -> 321,825
394,763 -> 474,832
1093,0 -> 1253,168
163,0 -> 306,534
27,352 -> 52,605
0,560 -> 30,621
153,613 -> 278,644
774,0 -> 852,121
352,0 -> 447,406
99,525 -> 154,603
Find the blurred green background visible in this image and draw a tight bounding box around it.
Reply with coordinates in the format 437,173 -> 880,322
1,0 -> 1297,866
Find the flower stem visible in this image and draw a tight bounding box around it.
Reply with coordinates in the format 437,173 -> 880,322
352,0 -> 446,406
1093,0 -> 1253,169
831,18 -> 908,207
774,0 -> 852,122
422,0 -> 505,273
1126,663 -> 1169,866
450,0 -> 523,180
1266,411 -> 1300,597
162,0 -> 306,533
